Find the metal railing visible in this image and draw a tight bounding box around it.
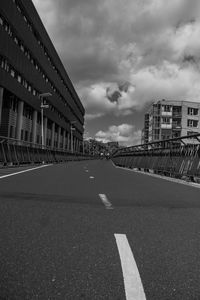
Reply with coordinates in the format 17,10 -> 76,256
0,136 -> 95,167
112,134 -> 200,181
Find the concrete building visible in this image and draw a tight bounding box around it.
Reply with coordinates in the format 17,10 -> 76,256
142,99 -> 200,144
0,0 -> 85,152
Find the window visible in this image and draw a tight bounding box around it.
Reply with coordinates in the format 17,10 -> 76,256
163,105 -> 171,112
10,69 -> 15,77
20,44 -> 24,52
25,130 -> 28,141
16,5 -> 22,14
17,74 -> 22,83
14,37 -> 18,45
21,129 -> 24,140
162,117 -> 171,124
9,126 -> 14,138
188,107 -> 198,116
23,79 -> 28,89
187,119 -> 198,128
0,56 -> 5,68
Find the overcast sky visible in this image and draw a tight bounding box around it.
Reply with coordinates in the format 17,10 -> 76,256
32,0 -> 200,146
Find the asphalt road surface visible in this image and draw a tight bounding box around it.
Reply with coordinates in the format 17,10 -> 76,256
0,160 -> 199,300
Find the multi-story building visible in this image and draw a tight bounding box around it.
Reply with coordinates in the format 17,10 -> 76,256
0,0 -> 85,151
142,99 -> 200,144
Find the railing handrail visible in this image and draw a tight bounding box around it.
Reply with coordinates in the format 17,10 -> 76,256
113,133 -> 200,156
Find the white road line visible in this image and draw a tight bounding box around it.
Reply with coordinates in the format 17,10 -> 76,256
99,193 -> 113,209
114,234 -> 146,300
89,176 -> 94,179
0,164 -> 52,179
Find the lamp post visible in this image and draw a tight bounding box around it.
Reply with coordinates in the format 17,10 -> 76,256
39,92 -> 52,148
70,121 -> 76,153
83,131 -> 89,154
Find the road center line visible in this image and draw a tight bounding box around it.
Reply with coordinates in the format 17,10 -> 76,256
114,234 -> 146,300
99,193 -> 113,209
0,164 -> 52,179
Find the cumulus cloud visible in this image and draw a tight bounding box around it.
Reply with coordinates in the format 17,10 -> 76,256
95,124 -> 142,146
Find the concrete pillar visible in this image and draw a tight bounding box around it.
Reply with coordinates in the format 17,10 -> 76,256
77,140 -> 80,153
44,117 -> 48,147
67,132 -> 70,151
32,110 -> 37,144
0,87 -> 4,127
74,137 -> 77,153
63,130 -> 66,150
58,127 -> 61,149
51,122 -> 55,148
16,100 -> 24,140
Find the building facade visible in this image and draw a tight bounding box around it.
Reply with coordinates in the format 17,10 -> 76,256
0,0 -> 85,151
142,100 -> 200,144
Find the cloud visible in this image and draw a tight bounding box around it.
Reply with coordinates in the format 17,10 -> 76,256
32,0 -> 200,126
95,124 -> 142,146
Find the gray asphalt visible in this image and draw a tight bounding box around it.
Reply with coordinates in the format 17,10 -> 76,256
0,160 -> 199,299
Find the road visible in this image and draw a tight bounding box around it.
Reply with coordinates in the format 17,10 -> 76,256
0,160 -> 199,300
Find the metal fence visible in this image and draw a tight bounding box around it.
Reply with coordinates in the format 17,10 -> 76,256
112,134 -> 200,181
0,136 -> 94,167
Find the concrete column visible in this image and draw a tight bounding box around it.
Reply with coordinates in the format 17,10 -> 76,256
58,127 -> 61,149
16,100 -> 24,140
74,137 -> 77,153
67,132 -> 70,151
32,110 -> 37,144
44,117 -> 48,147
0,87 -> 4,127
77,140 -> 80,153
51,122 -> 55,148
63,130 -> 66,150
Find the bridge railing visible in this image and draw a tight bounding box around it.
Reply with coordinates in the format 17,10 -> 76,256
112,134 -> 200,181
0,136 -> 95,167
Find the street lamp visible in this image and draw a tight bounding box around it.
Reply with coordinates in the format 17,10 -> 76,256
83,131 -> 89,154
39,92 -> 52,148
70,121 -> 76,153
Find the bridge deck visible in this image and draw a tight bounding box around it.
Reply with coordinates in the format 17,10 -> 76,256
0,160 -> 199,299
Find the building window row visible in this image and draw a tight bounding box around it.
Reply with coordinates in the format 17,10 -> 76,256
162,105 -> 172,112
11,0 -> 83,117
187,119 -> 198,128
0,55 -> 39,97
162,117 -> 171,124
188,107 -> 198,116
0,11 -> 83,125
0,55 -> 83,134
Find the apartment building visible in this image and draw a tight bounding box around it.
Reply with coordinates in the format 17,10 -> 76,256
0,0 -> 85,151
141,99 -> 200,144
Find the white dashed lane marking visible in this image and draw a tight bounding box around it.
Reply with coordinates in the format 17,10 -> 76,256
90,176 -> 94,179
99,193 -> 113,209
114,234 -> 146,300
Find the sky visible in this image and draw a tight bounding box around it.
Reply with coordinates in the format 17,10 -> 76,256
32,0 -> 200,146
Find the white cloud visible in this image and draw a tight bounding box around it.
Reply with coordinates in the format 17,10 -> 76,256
32,0 -> 200,131
95,124 -> 142,146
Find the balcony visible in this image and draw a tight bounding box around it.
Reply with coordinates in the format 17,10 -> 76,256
172,122 -> 182,129
172,113 -> 182,118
